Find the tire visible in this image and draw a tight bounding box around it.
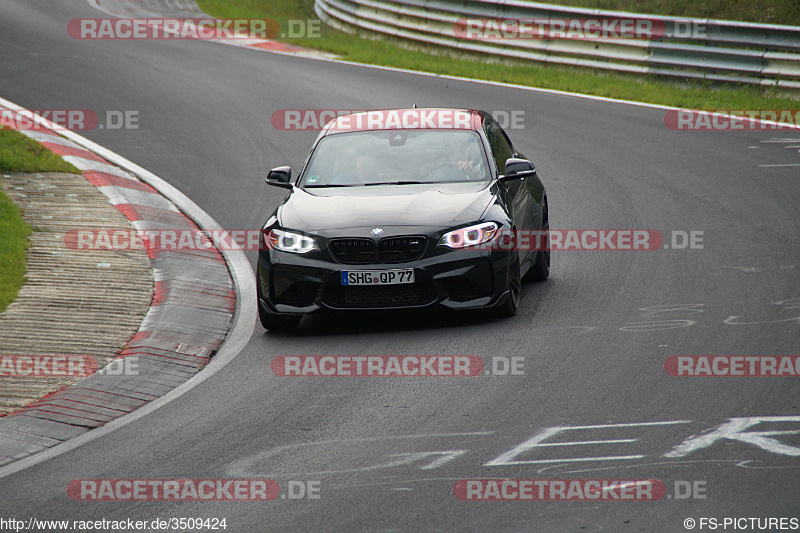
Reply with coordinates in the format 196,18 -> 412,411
257,275 -> 302,332
524,203 -> 550,282
496,252 -> 521,317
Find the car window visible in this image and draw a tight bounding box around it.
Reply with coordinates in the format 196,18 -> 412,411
485,118 -> 514,174
299,130 -> 490,187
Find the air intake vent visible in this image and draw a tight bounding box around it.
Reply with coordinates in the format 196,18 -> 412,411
323,282 -> 437,309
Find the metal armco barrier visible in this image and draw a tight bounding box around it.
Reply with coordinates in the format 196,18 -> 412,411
315,0 -> 800,89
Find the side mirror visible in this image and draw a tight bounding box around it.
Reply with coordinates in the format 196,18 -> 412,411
266,166 -> 292,189
499,158 -> 536,181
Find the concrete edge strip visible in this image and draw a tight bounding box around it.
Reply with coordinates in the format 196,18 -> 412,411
0,97 -> 256,479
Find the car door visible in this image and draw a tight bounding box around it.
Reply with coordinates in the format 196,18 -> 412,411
485,117 -> 534,261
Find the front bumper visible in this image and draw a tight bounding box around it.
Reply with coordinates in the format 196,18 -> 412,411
257,247 -> 512,315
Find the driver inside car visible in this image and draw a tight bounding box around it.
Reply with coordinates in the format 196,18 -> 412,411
439,134 -> 486,181
329,152 -> 377,185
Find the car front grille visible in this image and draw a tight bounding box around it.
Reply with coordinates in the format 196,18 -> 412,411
329,238 -> 376,264
322,282 -> 437,309
378,236 -> 426,263
329,236 -> 427,264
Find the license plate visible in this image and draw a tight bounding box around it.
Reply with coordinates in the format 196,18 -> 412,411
341,269 -> 415,286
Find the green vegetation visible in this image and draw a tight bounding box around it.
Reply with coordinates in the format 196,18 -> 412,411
196,0 -> 799,112
0,127 -> 79,173
0,190 -> 31,313
534,1 -> 800,26
0,127 -> 78,313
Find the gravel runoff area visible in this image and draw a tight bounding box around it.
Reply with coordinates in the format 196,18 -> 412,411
0,171 -> 153,416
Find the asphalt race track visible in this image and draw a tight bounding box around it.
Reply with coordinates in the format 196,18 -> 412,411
1,0 -> 799,530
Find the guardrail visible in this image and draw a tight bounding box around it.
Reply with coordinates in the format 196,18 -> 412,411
315,0 -> 800,89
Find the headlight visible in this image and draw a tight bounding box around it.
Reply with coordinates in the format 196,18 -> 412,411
265,228 -> 317,253
439,222 -> 499,249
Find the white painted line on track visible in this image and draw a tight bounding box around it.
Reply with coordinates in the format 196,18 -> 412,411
485,421 -> 692,467
227,432 -> 495,477
254,49 -> 800,130
506,455 -> 647,464
543,421 -> 693,430
529,439 -> 637,447
536,458 -> 793,476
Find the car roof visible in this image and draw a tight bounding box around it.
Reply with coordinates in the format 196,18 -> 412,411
319,108 -> 485,136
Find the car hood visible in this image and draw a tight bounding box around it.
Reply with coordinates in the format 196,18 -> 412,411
278,182 -> 496,231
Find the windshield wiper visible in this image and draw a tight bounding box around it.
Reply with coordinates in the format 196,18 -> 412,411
364,181 -> 426,186
303,184 -> 355,188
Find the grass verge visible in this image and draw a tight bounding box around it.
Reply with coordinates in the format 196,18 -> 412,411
196,0 -> 800,112
0,127 -> 79,313
0,127 -> 80,173
525,1 -> 800,26
0,189 -> 30,313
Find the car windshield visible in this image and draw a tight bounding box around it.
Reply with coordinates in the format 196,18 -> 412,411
299,130 -> 490,187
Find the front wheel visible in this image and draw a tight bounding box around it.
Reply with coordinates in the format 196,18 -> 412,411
524,204 -> 550,282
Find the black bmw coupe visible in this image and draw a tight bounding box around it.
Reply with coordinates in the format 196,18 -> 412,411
257,108 -> 549,331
